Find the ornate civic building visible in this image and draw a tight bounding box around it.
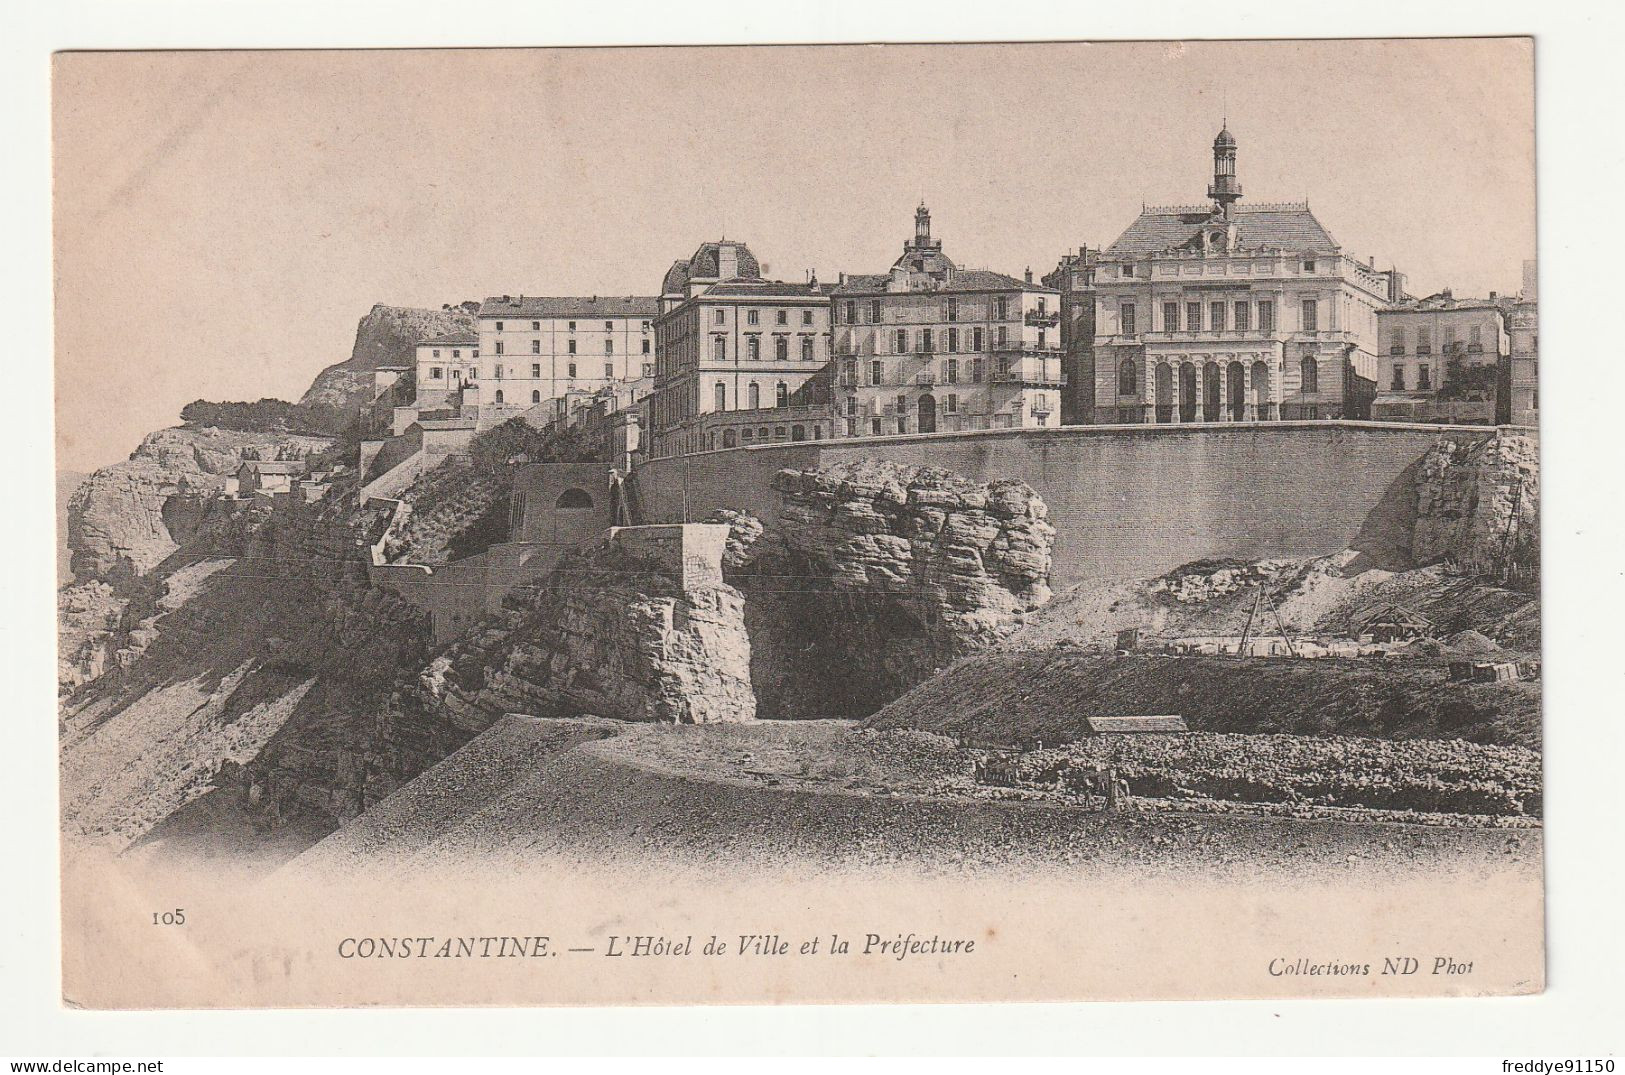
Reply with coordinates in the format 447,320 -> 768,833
1090,126 -> 1404,424
830,205 -> 1064,437
648,239 -> 835,458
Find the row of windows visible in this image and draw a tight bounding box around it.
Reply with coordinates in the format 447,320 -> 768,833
1117,298 -> 1307,335
428,348 -> 478,359
712,381 -> 794,410
839,295 -> 1023,325
1158,299 -> 1274,333
708,335 -> 819,362
842,356 -> 1024,386
494,338 -> 651,356
713,308 -> 818,327
491,319 -> 652,333
437,361 -> 654,382
1390,363 -> 1434,391
1385,324 -> 1486,354
1107,259 -> 1319,279
716,424 -> 818,449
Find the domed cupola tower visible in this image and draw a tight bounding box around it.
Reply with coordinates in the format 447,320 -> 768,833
1208,124 -> 1243,219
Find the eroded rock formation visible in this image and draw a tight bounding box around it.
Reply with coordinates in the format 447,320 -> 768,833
299,304 -> 474,417
716,460 -> 1055,718
1412,431 -> 1539,580
66,426 -> 331,582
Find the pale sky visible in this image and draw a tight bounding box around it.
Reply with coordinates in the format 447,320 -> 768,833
53,39 -> 1534,472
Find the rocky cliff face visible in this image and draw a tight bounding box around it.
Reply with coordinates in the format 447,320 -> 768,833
717,460 -> 1055,719
65,426 -> 331,583
1412,431 -> 1539,581
299,304 -> 473,417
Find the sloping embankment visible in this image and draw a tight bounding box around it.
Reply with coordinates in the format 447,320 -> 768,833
289,717 -> 1540,882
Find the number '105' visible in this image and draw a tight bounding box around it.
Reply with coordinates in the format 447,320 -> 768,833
152,909 -> 185,925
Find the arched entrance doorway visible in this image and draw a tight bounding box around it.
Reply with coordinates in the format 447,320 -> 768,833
917,393 -> 937,434
1227,361 -> 1246,420
1155,363 -> 1173,423
1203,361 -> 1222,421
1178,363 -> 1197,423
1251,360 -> 1272,420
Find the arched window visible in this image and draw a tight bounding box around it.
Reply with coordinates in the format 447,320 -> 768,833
791,424 -> 806,441
742,428 -> 754,442
1300,354 -> 1319,394
714,382 -> 727,411
494,389 -> 504,404
556,488 -> 593,509
775,381 -> 788,407
722,429 -> 737,448
1118,358 -> 1137,396
758,426 -> 769,441
531,390 -> 541,404
748,382 -> 761,409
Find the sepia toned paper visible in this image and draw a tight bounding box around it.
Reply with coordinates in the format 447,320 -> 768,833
54,39 -> 1542,1008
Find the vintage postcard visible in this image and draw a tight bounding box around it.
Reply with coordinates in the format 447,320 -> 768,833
54,39 -> 1541,1008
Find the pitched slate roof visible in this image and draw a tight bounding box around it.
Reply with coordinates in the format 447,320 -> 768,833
419,331 -> 478,347
702,281 -> 831,298
477,295 -> 659,319
831,268 -> 1056,296
1104,203 -> 1338,258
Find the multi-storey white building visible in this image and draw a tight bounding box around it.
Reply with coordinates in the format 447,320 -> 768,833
466,295 -> 659,424
1509,259 -> 1538,427
649,240 -> 835,457
829,206 -> 1064,437
1091,127 -> 1404,424
412,331 -> 479,410
1373,291 -> 1509,425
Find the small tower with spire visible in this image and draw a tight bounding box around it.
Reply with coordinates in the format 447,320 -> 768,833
1208,123 -> 1243,219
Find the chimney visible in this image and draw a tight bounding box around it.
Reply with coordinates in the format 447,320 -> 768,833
1024,267 -> 1033,284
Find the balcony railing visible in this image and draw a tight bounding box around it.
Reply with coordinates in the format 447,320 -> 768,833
1024,310 -> 1060,327
991,370 -> 1066,388
986,339 -> 1064,355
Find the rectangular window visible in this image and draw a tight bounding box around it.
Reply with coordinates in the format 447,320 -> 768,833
972,357 -> 985,383
604,321 -> 613,332
748,337 -> 760,361
430,367 -> 443,379
530,339 -> 540,354
922,328 -> 934,353
568,321 -> 576,331
531,363 -> 541,377
896,393 -> 909,413
714,309 -> 725,325
1300,299 -> 1318,332
844,301 -> 856,325
1163,302 -> 1179,331
432,349 -> 441,358
1390,328 -> 1405,354
776,310 -> 788,325
945,393 -> 958,413
996,296 -> 1010,320
605,363 -> 614,379
494,364 -> 503,379
495,321 -> 504,331
996,325 -> 1008,347
495,341 -> 504,355
870,299 -> 881,324
1391,366 -> 1405,390
973,327 -> 984,351
1259,301 -> 1274,332
947,327 -> 958,353
801,336 -> 814,362
946,297 -> 958,322
567,339 -> 576,355
845,396 -> 856,416
605,340 -> 614,355
747,310 -> 759,326
895,329 -> 908,353
1211,301 -> 1226,331
1469,324 -> 1483,351
642,339 -> 650,354
870,417 -> 882,436
567,362 -> 576,378
1417,327 -> 1432,354
531,321 -> 540,330
1234,302 -> 1250,331
1121,303 -> 1136,336
1444,326 -> 1458,352
945,358 -> 959,384
1418,364 -> 1431,390
1187,302 -> 1202,332
870,360 -> 883,386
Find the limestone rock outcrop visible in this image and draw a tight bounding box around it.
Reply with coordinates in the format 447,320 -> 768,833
66,426 -> 331,582
1412,431 -> 1539,581
716,460 -> 1056,719
299,304 -> 473,417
